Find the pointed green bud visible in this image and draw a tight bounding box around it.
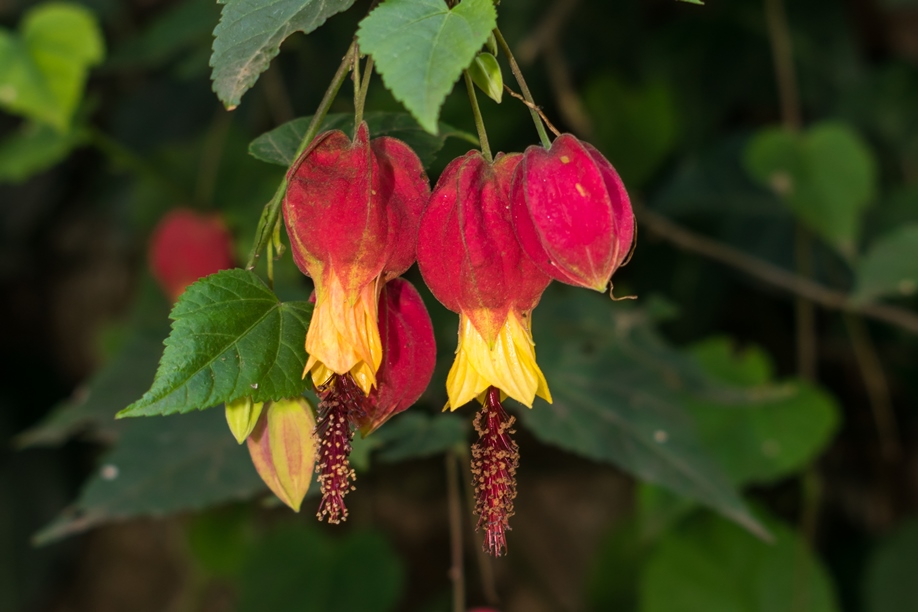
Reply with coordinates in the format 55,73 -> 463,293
246,397 -> 316,512
486,33 -> 498,57
225,396 -> 264,444
468,52 -> 503,104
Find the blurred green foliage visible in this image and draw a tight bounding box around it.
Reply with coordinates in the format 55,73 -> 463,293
2,0 -> 917,609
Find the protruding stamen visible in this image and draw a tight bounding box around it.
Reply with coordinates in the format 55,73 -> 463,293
314,374 -> 368,524
471,386 -> 520,556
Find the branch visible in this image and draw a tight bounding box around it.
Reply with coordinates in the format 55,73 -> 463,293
638,209 -> 918,335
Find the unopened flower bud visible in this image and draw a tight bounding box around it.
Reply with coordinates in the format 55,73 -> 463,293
246,397 -> 316,512
225,396 -> 263,444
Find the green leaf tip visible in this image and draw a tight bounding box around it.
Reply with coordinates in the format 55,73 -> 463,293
357,0 -> 498,134
118,268 -> 313,418
210,0 -> 357,109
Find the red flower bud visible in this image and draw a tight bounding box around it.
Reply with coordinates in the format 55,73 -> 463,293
358,277 -> 436,436
417,151 -> 552,410
511,134 -> 635,292
283,122 -> 430,393
148,208 -> 235,301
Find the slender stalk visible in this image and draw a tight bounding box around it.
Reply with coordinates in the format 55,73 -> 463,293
794,228 -> 817,381
844,314 -> 900,462
266,233 -> 275,290
355,56 -> 374,127
637,208 -> 918,334
446,450 -> 466,612
764,0 -> 802,131
464,70 -> 492,162
493,27 -> 552,148
459,445 -> 500,606
246,40 -> 357,270
763,3 -> 821,609
352,44 -> 362,127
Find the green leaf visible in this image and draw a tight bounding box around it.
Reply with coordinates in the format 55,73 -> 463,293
520,288 -> 766,538
864,519 -> 918,612
640,511 -> 841,612
357,0 -> 497,133
744,122 -> 877,257
210,0 -> 356,109
853,225 -> 918,302
0,120 -> 85,183
119,269 -> 312,418
0,3 -> 105,130
686,338 -> 840,486
247,111 -> 475,168
237,525 -> 404,612
33,409 -> 266,544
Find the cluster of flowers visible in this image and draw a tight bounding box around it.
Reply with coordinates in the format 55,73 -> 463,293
232,122 -> 634,556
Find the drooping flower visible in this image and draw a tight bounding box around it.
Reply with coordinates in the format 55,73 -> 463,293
246,397 -> 316,512
283,123 -> 432,522
511,134 -> 635,292
312,277 -> 436,523
148,208 -> 235,301
417,150 -> 552,555
417,150 -> 552,411
283,122 -> 430,394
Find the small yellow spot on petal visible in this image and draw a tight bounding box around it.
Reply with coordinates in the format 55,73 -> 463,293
560,155 -> 570,164
575,183 -> 586,197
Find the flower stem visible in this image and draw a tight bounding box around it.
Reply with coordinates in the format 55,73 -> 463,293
494,27 -> 552,148
355,56 -> 374,128
245,40 -> 357,270
464,70 -> 492,163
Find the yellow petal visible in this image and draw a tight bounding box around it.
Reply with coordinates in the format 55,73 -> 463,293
304,271 -> 382,395
445,311 -> 551,410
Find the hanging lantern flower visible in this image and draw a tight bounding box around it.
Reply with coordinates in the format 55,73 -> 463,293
511,134 -> 635,292
417,150 -> 552,555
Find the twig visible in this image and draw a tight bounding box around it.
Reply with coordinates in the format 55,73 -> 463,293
503,86 -> 561,137
794,228 -> 817,380
843,314 -> 901,462
446,450 -> 466,612
764,0 -> 802,131
638,208 -> 918,335
516,0 -> 581,64
543,40 -> 594,138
